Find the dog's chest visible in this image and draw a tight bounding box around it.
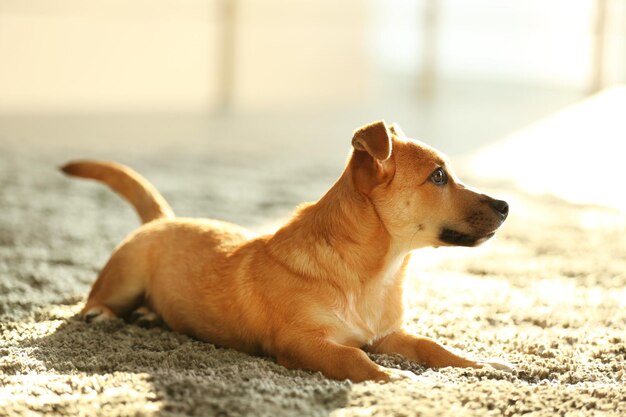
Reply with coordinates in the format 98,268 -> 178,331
330,261 -> 405,346
340,295 -> 393,345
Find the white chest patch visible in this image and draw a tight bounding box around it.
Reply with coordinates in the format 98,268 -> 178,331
327,255 -> 407,346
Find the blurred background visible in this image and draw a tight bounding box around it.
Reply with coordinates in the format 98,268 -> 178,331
1,0 -> 625,219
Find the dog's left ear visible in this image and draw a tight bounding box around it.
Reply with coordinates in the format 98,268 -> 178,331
352,121 -> 392,162
351,121 -> 395,194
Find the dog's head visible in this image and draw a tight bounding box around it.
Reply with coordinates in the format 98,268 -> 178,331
349,120 -> 508,250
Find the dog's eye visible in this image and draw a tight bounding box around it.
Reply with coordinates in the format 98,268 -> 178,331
430,168 -> 448,186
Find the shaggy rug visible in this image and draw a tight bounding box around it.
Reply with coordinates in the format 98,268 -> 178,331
1,135 -> 625,417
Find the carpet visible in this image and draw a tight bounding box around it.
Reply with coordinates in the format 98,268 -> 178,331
1,137 -> 625,417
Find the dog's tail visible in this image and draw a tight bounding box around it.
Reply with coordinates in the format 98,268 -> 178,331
60,160 -> 174,224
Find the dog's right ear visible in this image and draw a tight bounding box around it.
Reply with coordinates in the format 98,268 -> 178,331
388,123 -> 406,138
351,121 -> 392,162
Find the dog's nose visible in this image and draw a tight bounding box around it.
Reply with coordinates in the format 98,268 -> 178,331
489,199 -> 509,219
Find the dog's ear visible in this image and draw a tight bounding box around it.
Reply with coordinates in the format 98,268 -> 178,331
352,121 -> 392,162
388,123 -> 405,138
350,121 -> 395,193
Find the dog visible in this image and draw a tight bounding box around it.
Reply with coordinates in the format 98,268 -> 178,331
61,121 -> 512,382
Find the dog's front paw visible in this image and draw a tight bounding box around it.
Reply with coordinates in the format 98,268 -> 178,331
81,305 -> 117,323
480,359 -> 515,373
129,306 -> 162,328
381,367 -> 419,383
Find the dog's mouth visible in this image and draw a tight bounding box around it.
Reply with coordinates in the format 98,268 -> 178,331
438,228 -> 496,247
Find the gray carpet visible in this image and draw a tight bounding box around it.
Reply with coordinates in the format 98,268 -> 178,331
1,136 -> 625,417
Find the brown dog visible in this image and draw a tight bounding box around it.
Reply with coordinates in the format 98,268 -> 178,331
61,121 -> 511,382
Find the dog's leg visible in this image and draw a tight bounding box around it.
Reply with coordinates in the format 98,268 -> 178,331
129,305 -> 163,328
82,304 -> 116,323
276,337 -> 416,382
368,329 -> 513,371
80,256 -> 146,322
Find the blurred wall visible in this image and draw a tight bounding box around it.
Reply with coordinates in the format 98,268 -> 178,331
0,0 -> 370,113
233,1 -> 370,110
1,0 -> 625,114
0,0 -> 217,112
372,0 -> 626,87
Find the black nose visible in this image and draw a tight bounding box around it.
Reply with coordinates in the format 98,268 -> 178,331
489,199 -> 509,219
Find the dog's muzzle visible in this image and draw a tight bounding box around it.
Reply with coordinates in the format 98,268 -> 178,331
439,198 -> 509,247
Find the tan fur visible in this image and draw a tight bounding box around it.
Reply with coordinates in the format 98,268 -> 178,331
61,121 -> 511,382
